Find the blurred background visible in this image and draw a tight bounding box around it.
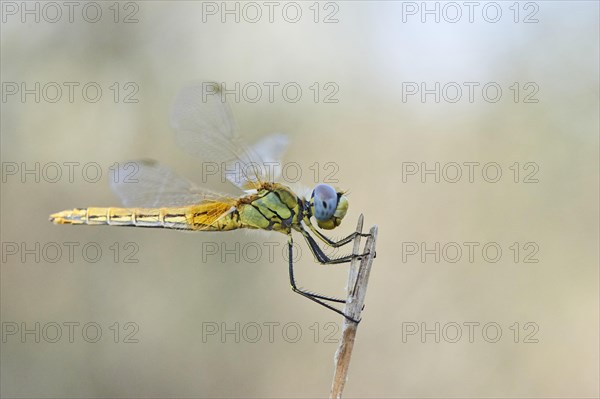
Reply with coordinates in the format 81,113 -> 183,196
1,1 -> 598,398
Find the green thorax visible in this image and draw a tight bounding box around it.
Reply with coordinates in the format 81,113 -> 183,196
237,183 -> 303,234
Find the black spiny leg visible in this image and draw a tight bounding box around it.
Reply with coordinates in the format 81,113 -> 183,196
287,235 -> 359,323
300,227 -> 371,265
304,217 -> 370,248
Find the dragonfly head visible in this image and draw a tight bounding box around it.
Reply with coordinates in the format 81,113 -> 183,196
310,184 -> 348,230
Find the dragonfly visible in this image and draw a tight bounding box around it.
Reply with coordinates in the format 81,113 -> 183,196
50,82 -> 371,322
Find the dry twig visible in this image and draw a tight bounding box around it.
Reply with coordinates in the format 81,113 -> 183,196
329,214 -> 378,399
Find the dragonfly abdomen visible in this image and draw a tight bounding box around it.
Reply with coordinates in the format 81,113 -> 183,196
50,203 -> 242,231
49,207 -> 191,229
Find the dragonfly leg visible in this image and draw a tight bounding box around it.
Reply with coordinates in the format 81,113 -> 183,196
300,227 -> 371,265
287,235 -> 360,323
304,217 -> 371,248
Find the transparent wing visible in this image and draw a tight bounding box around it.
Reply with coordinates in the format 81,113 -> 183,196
249,133 -> 289,183
110,160 -> 234,208
170,82 -> 238,163
170,82 -> 289,189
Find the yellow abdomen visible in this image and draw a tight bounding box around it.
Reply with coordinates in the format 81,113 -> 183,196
50,202 -> 239,231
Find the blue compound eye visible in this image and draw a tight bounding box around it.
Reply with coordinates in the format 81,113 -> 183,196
312,184 -> 337,221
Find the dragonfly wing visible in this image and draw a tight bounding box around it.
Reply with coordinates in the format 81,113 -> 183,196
246,133 -> 289,183
170,82 -> 289,188
170,82 -> 238,162
110,160 -> 234,208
